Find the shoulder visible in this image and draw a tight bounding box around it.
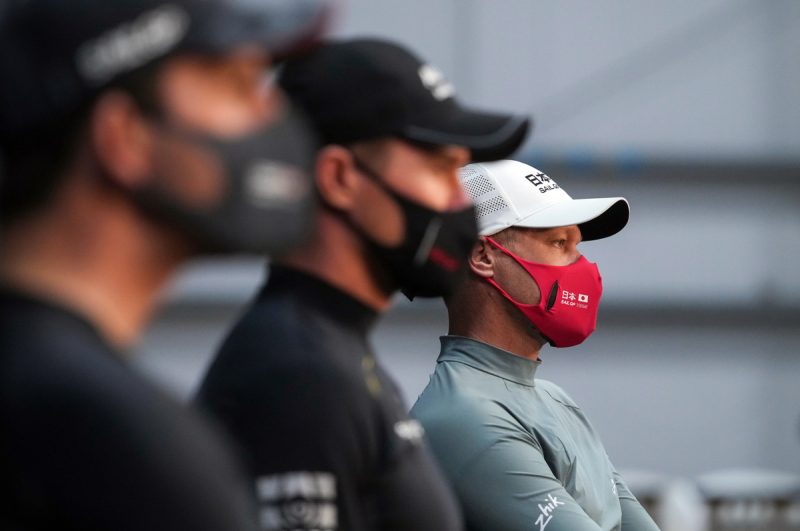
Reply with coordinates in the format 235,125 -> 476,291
0,295 -> 142,414
211,286 -> 359,372
417,384 -> 535,444
414,379 -> 535,470
413,358 -> 526,434
414,377 -> 486,428
0,297 -> 256,528
204,324 -> 372,413
198,327 -> 381,463
220,289 -> 318,354
0,321 -> 142,421
0,314 -> 226,460
4,336 -> 217,453
536,379 -> 582,409
1,342 -> 254,529
202,283 -> 374,402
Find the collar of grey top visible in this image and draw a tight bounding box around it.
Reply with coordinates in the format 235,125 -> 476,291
262,265 -> 379,337
437,335 -> 541,387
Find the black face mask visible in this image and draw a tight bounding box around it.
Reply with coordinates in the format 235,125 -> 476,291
350,156 -> 478,299
132,104 -> 318,255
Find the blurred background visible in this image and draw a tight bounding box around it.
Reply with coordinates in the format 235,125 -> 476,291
135,1 -> 800,529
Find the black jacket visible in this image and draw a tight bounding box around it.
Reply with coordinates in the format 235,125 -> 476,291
197,266 -> 463,531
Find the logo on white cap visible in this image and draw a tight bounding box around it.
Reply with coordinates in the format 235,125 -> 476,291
524,171 -> 561,194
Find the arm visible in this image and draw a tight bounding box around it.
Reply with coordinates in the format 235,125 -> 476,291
217,364 -> 378,531
454,430 -> 606,531
238,364 -> 462,531
614,472 -> 661,531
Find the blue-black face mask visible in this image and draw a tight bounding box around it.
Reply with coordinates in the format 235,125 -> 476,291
132,104 -> 318,255
348,156 -> 478,299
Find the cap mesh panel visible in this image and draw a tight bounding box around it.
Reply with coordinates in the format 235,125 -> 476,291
475,196 -> 508,218
461,166 -> 496,200
461,165 -> 511,223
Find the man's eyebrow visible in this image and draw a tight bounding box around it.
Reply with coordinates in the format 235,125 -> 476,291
531,227 -> 562,235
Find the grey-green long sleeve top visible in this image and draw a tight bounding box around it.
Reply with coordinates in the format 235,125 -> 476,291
411,336 -> 660,531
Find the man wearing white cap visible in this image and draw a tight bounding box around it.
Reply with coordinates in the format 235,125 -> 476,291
411,160 -> 660,531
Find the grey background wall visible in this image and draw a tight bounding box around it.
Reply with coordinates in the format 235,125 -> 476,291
135,0 -> 800,481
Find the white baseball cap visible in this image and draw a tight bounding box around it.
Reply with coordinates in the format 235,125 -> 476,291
460,160 -> 629,240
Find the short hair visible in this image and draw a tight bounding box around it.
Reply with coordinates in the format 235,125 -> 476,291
489,226 -> 518,246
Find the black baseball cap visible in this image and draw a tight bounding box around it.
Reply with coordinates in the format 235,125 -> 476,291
0,0 -> 330,140
278,38 -> 531,162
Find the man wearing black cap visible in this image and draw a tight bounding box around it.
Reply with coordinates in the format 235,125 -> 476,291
0,0 -> 325,528
196,39 -> 529,531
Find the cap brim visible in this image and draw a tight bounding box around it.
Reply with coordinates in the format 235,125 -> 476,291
515,197 -> 630,241
186,0 -> 331,60
261,0 -> 332,61
401,106 -> 531,162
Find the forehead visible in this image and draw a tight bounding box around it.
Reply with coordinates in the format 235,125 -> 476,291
160,47 -> 270,78
356,137 -> 466,167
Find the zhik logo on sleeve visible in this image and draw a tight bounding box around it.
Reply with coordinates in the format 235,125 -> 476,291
534,493 -> 565,531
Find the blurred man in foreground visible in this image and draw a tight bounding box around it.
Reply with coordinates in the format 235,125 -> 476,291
0,0 -> 326,528
411,160 -> 660,530
197,39 -> 529,530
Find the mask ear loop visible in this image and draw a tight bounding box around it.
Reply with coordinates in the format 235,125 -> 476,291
349,151 -> 444,263
483,236 -> 548,310
484,235 -> 514,256
349,153 -> 397,197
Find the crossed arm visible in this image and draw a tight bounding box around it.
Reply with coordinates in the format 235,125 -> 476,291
450,431 -> 660,531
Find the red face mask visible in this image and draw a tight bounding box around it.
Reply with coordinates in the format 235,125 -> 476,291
484,237 -> 603,348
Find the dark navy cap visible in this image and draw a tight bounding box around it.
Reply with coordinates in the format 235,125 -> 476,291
0,0 -> 330,140
278,38 -> 531,162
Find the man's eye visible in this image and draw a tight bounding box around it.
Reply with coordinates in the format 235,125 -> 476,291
553,239 -> 566,247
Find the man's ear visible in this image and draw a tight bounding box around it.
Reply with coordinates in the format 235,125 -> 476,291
469,237 -> 495,278
315,145 -> 362,211
90,91 -> 153,189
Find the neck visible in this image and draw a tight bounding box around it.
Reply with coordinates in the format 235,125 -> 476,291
0,179 -> 189,349
447,280 -> 546,361
277,209 -> 393,312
